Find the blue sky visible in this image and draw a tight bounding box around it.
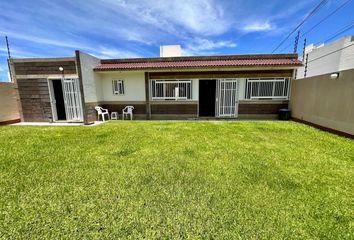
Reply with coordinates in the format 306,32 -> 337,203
1,0 -> 354,81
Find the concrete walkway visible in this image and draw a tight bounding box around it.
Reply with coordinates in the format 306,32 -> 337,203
11,121 -> 105,126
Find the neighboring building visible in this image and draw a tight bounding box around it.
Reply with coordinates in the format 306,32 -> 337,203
296,35 -> 354,78
291,36 -> 354,136
160,45 -> 182,57
9,46 -> 302,124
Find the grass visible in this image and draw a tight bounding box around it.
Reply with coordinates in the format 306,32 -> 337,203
0,121 -> 353,239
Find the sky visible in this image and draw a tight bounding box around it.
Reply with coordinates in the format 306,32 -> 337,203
1,0 -> 354,81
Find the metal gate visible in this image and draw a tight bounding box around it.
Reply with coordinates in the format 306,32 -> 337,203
215,79 -> 239,118
62,78 -> 83,122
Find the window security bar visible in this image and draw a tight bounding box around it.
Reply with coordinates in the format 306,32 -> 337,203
151,80 -> 192,100
246,78 -> 290,99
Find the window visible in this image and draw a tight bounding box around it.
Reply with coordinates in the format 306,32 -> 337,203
245,78 -> 290,100
151,80 -> 192,100
112,80 -> 125,95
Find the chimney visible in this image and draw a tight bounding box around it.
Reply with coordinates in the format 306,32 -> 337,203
160,45 -> 182,57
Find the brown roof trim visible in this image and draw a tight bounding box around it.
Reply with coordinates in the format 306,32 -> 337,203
94,64 -> 302,72
93,65 -> 302,72
12,57 -> 76,63
100,53 -> 299,64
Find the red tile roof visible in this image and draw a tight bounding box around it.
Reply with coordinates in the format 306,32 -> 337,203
94,54 -> 302,71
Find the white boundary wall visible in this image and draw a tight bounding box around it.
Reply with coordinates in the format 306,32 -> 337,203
0,82 -> 20,123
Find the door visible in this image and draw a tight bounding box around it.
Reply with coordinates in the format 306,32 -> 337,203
215,79 -> 239,118
48,80 -> 58,121
199,80 -> 216,117
52,80 -> 67,120
62,78 -> 83,122
48,79 -> 68,121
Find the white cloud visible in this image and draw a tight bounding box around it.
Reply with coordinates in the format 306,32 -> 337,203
0,31 -> 142,59
0,0 -> 317,60
104,0 -> 229,36
0,0 -> 231,58
240,22 -> 274,32
0,30 -> 80,49
270,1 -> 315,21
0,46 -> 39,58
91,47 -> 142,59
183,38 -> 237,56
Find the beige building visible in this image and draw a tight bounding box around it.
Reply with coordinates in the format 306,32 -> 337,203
0,82 -> 20,124
291,36 -> 354,135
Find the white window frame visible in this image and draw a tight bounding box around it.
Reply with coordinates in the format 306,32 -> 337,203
150,79 -> 192,101
112,79 -> 125,95
245,77 -> 290,100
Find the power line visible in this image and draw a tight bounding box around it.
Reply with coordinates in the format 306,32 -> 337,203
296,21 -> 354,62
308,42 -> 354,63
302,0 -> 352,38
321,21 -> 354,43
311,19 -> 354,46
279,0 -> 352,52
279,40 -> 299,53
272,0 -> 328,53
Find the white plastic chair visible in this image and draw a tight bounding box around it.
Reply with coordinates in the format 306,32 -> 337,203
95,106 -> 110,121
122,106 -> 134,120
111,112 -> 118,120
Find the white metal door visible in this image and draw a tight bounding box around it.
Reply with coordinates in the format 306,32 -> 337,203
62,78 -> 83,122
47,80 -> 58,121
216,79 -> 239,118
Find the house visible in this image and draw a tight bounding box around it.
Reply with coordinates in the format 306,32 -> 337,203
9,45 -> 302,124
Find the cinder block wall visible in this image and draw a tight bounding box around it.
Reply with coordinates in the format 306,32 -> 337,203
290,69 -> 354,135
16,78 -> 52,122
0,82 -> 20,124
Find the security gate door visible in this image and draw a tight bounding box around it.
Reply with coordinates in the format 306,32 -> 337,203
216,79 -> 239,118
62,78 -> 83,122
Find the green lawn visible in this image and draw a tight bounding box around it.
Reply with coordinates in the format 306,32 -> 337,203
0,121 -> 353,239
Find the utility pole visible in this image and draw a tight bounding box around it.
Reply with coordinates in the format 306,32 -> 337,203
302,38 -> 307,62
293,31 -> 300,53
5,36 -> 11,59
5,36 -> 13,82
304,53 -> 309,78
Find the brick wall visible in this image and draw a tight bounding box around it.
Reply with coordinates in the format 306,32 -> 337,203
85,102 -> 99,123
238,102 -> 288,114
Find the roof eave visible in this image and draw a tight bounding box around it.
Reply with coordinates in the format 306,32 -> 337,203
93,64 -> 303,72
100,53 -> 300,64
